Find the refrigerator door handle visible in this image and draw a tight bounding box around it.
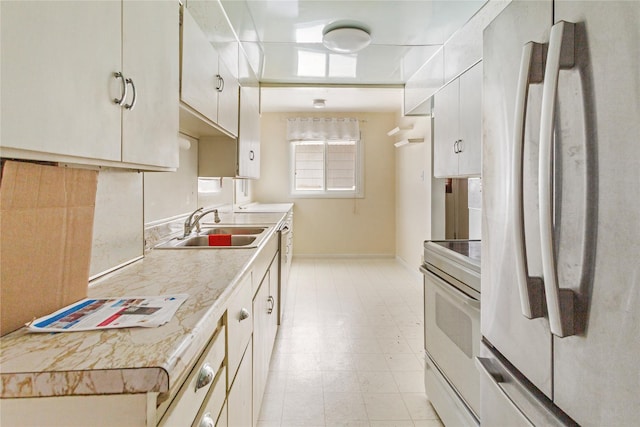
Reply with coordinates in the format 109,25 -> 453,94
538,21 -> 577,337
477,352 -> 578,427
512,41 -> 547,319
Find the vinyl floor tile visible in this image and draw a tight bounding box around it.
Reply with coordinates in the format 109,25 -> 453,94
258,258 -> 442,426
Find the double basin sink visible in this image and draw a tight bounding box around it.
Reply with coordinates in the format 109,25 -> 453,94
156,226 -> 270,249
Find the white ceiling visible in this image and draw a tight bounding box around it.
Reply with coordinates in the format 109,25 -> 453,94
215,0 -> 487,112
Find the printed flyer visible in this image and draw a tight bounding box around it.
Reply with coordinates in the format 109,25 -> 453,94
27,294 -> 189,332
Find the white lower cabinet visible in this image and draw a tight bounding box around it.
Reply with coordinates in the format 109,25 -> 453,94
0,235 -> 284,427
226,273 -> 254,378
216,404 -> 228,427
159,321 -> 226,426
227,339 -> 253,427
252,254 -> 279,425
191,365 -> 227,427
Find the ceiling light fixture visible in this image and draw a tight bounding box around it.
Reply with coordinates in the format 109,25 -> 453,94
313,98 -> 326,109
322,25 -> 371,53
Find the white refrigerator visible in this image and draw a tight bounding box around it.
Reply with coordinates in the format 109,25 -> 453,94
479,1 -> 640,425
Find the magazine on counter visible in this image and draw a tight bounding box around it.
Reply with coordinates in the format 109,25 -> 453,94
27,294 -> 189,332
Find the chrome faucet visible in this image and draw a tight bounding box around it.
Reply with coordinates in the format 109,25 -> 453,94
192,208 -> 221,232
182,208 -> 222,238
182,207 -> 204,238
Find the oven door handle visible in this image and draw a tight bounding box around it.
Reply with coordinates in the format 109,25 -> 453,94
420,266 -> 480,310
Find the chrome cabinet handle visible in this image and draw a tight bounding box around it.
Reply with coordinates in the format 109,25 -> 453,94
453,139 -> 463,153
249,150 -> 255,161
457,139 -> 463,153
198,413 -> 215,427
239,307 -> 250,321
123,78 -> 137,110
215,74 -> 224,93
512,41 -> 547,320
113,72 -> 128,106
267,296 -> 275,314
539,21 -> 576,337
195,363 -> 215,391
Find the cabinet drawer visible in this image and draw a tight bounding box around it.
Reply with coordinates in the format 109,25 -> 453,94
217,403 -> 228,427
226,273 -> 253,380
192,366 -> 227,427
159,322 -> 226,426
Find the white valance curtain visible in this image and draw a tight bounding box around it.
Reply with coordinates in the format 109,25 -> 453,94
286,117 -> 360,141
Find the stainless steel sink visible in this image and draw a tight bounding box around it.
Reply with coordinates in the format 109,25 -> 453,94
155,225 -> 271,249
174,235 -> 256,247
201,226 -> 267,235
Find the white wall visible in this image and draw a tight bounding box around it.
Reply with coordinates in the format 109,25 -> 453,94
254,112 -> 396,256
394,116 -> 432,268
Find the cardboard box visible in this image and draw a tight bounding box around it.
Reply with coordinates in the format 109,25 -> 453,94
0,161 -> 98,336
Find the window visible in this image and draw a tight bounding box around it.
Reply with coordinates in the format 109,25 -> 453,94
291,139 -> 363,198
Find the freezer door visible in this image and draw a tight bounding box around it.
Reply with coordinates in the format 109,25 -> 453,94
551,2 -> 640,425
481,0 -> 553,398
478,343 -> 576,427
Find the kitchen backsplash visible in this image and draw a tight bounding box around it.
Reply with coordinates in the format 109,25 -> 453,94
468,177 -> 482,239
90,134 -> 238,279
90,168 -> 144,278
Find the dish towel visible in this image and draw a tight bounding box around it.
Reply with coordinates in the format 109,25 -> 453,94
209,234 -> 232,246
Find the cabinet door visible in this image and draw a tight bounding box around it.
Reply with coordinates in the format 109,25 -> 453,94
181,8 -> 219,123
217,60 -> 239,137
237,85 -> 260,178
1,1 -> 121,161
122,1 -> 179,168
433,79 -> 460,178
458,62 -> 483,176
228,339 -> 253,427
267,258 -> 279,347
252,272 -> 270,426
226,274 -> 253,379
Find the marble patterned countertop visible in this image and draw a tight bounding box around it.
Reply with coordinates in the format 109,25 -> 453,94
0,211 -> 287,400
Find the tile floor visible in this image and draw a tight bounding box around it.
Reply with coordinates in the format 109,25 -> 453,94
257,257 -> 444,427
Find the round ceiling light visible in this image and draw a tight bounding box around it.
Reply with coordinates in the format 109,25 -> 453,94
322,26 -> 371,53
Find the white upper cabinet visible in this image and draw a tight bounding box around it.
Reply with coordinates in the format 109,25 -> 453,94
434,78 -> 460,178
1,1 -> 121,162
180,7 -> 220,124
122,1 -> 180,168
180,7 -> 239,138
433,62 -> 482,178
217,59 -> 240,136
237,85 -> 260,179
457,62 -> 482,176
237,54 -> 261,179
0,1 -> 180,170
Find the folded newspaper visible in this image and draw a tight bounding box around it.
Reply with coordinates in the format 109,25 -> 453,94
27,294 -> 189,332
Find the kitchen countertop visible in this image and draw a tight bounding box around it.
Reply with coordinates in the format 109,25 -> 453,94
0,211 -> 287,400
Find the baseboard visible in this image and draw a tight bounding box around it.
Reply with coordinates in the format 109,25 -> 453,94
292,253 -> 395,259
395,256 -> 423,283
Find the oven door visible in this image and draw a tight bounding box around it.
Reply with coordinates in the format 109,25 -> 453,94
421,265 -> 481,419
